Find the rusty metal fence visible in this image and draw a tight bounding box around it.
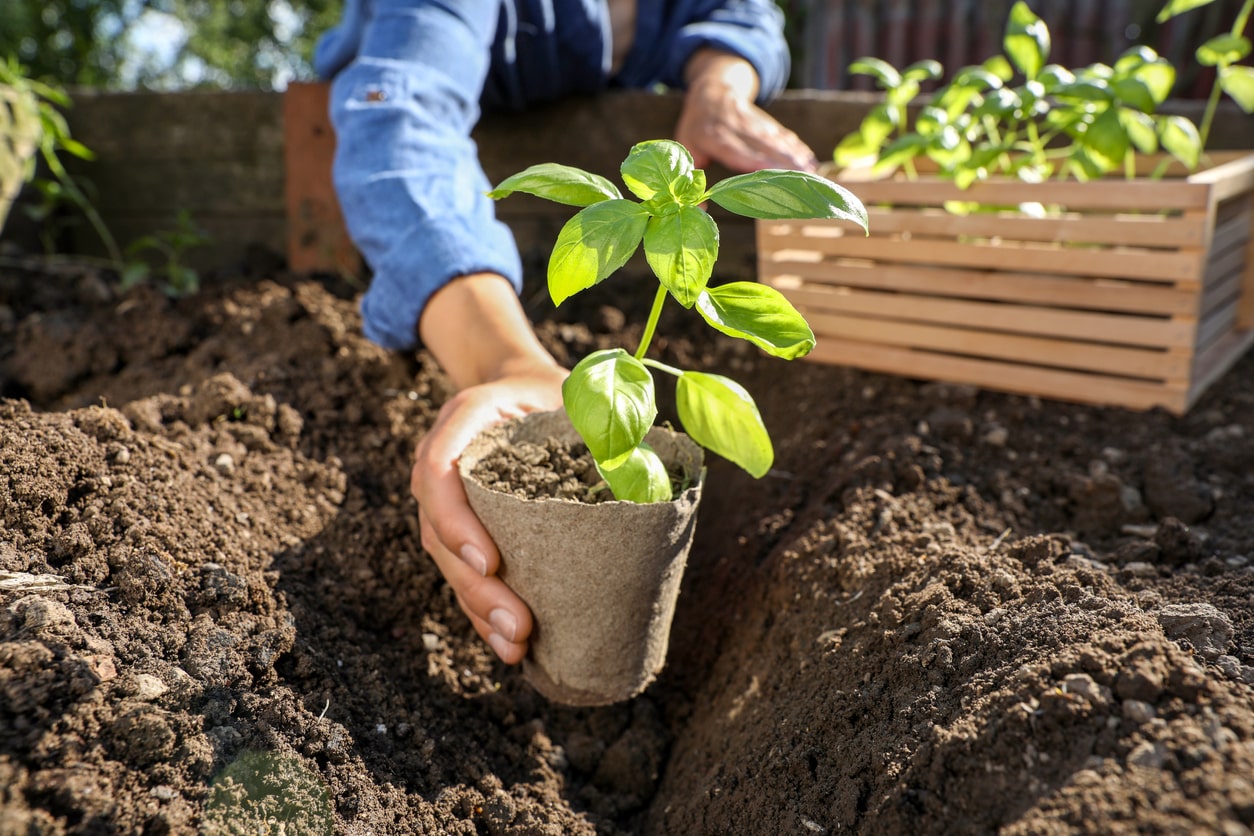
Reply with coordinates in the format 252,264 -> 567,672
785,0 -> 1246,98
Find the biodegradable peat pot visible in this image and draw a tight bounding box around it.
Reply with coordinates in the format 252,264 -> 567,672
458,409 -> 705,706
757,153 -> 1254,415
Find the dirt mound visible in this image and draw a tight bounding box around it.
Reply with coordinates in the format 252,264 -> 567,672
2,262 -> 1251,834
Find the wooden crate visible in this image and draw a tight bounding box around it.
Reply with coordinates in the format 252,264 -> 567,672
757,152 -> 1254,414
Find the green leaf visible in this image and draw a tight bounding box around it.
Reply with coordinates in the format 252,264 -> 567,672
1197,34 -> 1251,67
1159,115 -> 1202,170
488,163 -> 622,206
1132,60 -> 1177,105
705,170 -> 868,230
695,282 -> 815,360
983,55 -> 1015,83
1119,108 -> 1160,153
548,200 -> 649,305
1004,1 -> 1050,80
1114,46 -> 1159,74
848,56 -> 902,90
621,139 -> 695,201
1220,65 -> 1254,112
676,372 -> 773,478
596,443 -> 673,503
1157,0 -> 1217,22
833,132 -> 880,169
1038,64 -> 1076,93
1111,77 -> 1156,113
1082,106 -> 1130,169
902,59 -> 944,83
1052,78 -> 1113,102
643,206 -> 718,308
563,349 -> 657,470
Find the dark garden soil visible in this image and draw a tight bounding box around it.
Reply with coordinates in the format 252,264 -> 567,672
1,259 -> 1252,835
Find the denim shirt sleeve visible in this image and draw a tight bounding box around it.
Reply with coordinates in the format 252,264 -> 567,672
325,0 -> 522,351
664,0 -> 791,101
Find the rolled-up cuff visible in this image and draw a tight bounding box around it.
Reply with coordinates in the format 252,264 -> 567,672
669,22 -> 790,102
358,213 -> 523,351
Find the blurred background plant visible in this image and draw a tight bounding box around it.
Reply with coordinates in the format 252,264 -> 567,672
0,58 -> 122,265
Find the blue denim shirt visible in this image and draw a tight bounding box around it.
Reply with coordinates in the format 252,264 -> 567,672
314,0 -> 790,351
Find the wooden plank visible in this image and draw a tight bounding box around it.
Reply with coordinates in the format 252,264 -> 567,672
840,206 -> 1207,248
806,337 -> 1189,413
64,90 -> 285,162
805,310 -> 1191,379
1196,303 -> 1237,355
762,260 -> 1201,316
86,160 -> 285,215
1239,200 -> 1254,329
283,82 -> 361,277
761,229 -> 1203,282
841,177 -> 1213,212
1189,326 -> 1254,405
1188,151 -> 1254,202
782,283 -> 1196,348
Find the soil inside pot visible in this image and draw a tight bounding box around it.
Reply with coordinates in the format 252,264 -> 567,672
470,436 -> 689,505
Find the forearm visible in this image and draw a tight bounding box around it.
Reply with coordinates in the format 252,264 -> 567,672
418,273 -> 561,391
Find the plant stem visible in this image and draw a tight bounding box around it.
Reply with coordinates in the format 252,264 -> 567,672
634,285 -> 668,360
641,358 -> 684,377
1197,0 -> 1252,153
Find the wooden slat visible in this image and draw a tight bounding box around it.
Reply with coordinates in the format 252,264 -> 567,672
834,207 -> 1207,248
1190,327 -> 1254,405
284,82 -> 361,277
844,178 -> 1213,212
1189,152 -> 1254,202
806,310 -> 1191,379
782,284 -> 1196,348
1208,202 -> 1253,257
761,229 -> 1203,282
1239,202 -> 1254,329
1202,248 -> 1248,306
1196,303 -> 1238,355
807,338 -> 1190,413
762,261 -> 1200,316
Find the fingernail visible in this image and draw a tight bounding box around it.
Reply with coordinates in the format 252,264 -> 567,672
460,544 -> 488,576
487,631 -> 515,661
489,608 -> 518,642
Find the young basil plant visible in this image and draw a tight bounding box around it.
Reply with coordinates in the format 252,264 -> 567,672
489,139 -> 868,503
836,0 -> 1251,186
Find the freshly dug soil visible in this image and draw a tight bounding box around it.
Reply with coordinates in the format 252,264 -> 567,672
1,260 -> 1252,835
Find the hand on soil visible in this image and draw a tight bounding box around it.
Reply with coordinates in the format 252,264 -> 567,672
675,65 -> 818,174
411,367 -> 567,664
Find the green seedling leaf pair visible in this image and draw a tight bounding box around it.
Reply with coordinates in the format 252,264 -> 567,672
490,139 -> 868,503
837,0 -> 1252,187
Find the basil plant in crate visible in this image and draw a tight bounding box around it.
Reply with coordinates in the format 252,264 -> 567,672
834,0 -> 1253,189
456,139 -> 867,706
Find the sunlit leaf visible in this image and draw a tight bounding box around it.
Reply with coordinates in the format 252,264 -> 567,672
643,206 -> 718,308
563,349 -> 656,470
548,200 -> 649,305
596,443 -> 673,503
695,282 -> 815,359
676,372 -> 773,478
488,163 -> 622,206
705,170 -> 868,230
1004,1 -> 1050,80
621,139 -> 695,201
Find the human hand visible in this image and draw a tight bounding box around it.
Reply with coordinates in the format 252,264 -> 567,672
676,49 -> 818,174
411,364 -> 567,664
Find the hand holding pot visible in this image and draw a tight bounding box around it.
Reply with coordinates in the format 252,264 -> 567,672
412,274 -> 567,664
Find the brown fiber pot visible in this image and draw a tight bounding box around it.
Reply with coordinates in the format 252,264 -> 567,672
458,409 -> 705,706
